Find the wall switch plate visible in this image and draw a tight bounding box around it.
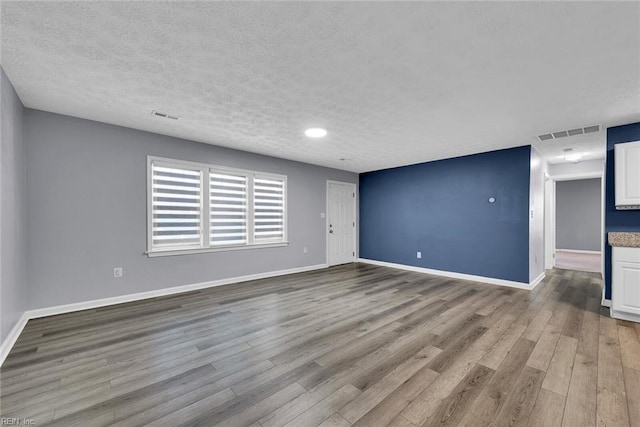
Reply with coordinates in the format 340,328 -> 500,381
303,246 -> 308,253
320,212 -> 326,219
417,252 -> 422,259
113,267 -> 123,278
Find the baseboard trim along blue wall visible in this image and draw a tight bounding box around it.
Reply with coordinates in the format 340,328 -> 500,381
359,145 -> 531,284
358,258 -> 545,290
604,122 -> 640,300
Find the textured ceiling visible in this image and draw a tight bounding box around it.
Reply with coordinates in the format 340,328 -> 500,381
1,2 -> 638,172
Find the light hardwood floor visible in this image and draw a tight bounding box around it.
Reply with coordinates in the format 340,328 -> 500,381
0,264 -> 637,426
555,251 -> 602,273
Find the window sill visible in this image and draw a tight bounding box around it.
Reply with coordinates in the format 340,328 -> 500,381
146,242 -> 289,258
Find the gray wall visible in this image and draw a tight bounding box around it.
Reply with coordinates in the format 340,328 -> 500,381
529,147 -> 545,282
556,178 -> 602,252
1,68 -> 27,343
26,110 -> 357,309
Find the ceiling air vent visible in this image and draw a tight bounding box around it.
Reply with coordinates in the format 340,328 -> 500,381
553,131 -> 568,139
537,124 -> 600,142
151,110 -> 179,120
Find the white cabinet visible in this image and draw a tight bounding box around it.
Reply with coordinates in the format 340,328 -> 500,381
612,247 -> 640,322
615,140 -> 640,209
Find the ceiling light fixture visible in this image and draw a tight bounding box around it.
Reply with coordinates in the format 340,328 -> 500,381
305,128 -> 327,138
151,110 -> 179,120
565,153 -> 584,163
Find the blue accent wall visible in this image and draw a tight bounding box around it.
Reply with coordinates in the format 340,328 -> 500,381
604,122 -> 640,300
359,146 -> 531,283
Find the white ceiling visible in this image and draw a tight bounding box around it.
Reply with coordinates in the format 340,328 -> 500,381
1,2 -> 638,173
534,130 -> 607,165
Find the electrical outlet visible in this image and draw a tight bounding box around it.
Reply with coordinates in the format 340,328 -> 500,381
417,252 -> 422,259
303,246 -> 308,253
113,267 -> 123,278
320,212 -> 326,219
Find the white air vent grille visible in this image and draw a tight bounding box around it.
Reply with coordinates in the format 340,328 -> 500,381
537,124 -> 600,142
152,110 -> 179,120
553,131 -> 568,139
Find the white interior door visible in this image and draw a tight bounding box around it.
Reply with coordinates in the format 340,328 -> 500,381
327,181 -> 356,266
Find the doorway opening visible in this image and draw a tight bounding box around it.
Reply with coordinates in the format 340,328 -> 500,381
545,172 -> 604,275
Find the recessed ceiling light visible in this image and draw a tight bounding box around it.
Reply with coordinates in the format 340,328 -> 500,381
305,128 -> 327,138
565,153 -> 584,163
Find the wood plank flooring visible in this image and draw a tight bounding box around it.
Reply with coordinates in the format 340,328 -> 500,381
0,263 -> 636,426
555,251 -> 601,273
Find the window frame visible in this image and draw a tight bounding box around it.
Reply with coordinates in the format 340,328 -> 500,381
147,156 -> 288,257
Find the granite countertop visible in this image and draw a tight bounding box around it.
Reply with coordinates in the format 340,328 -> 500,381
609,232 -> 640,248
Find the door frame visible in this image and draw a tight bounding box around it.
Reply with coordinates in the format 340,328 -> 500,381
326,180 -> 358,266
545,171 -> 605,276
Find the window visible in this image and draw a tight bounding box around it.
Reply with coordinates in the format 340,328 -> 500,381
253,176 -> 286,243
150,162 -> 203,250
209,171 -> 248,246
148,156 -> 287,256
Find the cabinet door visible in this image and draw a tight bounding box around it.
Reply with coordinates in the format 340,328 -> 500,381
612,260 -> 640,315
615,140 -> 640,208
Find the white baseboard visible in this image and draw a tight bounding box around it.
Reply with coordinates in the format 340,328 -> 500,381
28,263 -> 328,319
358,258 -> 543,290
0,312 -> 29,367
611,309 -> 640,323
0,263 -> 327,366
530,272 -> 546,289
601,288 -> 612,307
556,249 -> 602,255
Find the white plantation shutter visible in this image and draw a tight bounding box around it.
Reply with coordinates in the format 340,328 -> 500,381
148,157 -> 287,254
151,163 -> 203,249
253,176 -> 286,242
209,171 -> 248,246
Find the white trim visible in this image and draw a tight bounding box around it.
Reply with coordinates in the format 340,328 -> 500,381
551,171 -> 603,181
544,177 -> 555,270
326,180 -> 358,266
147,155 -> 288,256
601,287 -> 612,308
146,242 -> 289,257
611,309 -> 640,323
27,263 -> 327,319
0,263 -> 327,366
358,258 -> 544,290
530,272 -> 546,289
548,172 -> 605,276
601,172 -> 606,276
0,312 -> 29,367
555,249 -> 602,255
